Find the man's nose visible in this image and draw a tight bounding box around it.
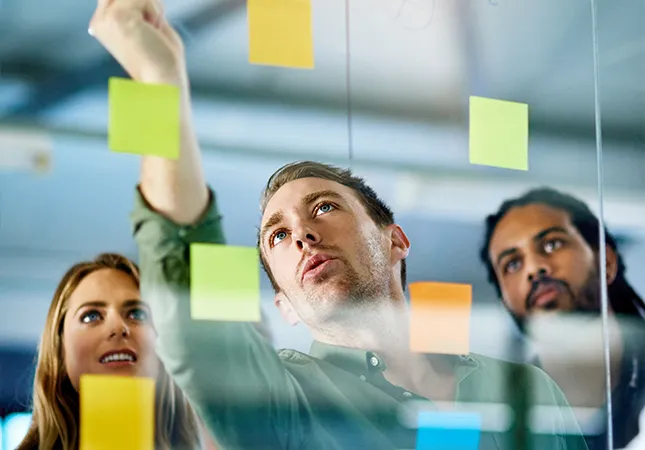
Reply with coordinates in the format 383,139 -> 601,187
293,223 -> 321,251
526,255 -> 551,282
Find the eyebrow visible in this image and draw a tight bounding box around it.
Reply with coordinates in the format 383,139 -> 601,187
260,189 -> 344,247
74,299 -> 145,316
495,226 -> 570,267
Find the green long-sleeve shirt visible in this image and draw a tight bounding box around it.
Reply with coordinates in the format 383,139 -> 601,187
131,187 -> 589,450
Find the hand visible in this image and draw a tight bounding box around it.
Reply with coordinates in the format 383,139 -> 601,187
89,0 -> 187,87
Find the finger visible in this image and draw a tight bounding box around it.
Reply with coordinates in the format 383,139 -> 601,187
158,15 -> 181,43
89,0 -> 113,35
139,0 -> 165,30
91,0 -> 161,36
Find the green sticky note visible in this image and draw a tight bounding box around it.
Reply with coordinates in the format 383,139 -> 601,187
190,244 -> 261,322
108,77 -> 180,159
469,96 -> 529,171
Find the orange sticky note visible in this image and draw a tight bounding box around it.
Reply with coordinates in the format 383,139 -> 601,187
409,282 -> 472,355
248,0 -> 314,69
80,375 -> 155,450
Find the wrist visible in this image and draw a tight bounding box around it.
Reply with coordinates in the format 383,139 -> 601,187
138,66 -> 188,89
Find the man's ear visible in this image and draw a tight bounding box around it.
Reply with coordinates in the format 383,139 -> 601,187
605,245 -> 618,285
387,224 -> 411,265
274,292 -> 300,326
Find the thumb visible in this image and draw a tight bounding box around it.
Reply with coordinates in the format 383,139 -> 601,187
157,15 -> 184,50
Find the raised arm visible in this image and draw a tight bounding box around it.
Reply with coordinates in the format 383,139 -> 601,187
90,1 -> 310,447
90,0 -> 208,224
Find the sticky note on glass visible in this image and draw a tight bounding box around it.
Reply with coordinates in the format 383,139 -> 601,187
469,96 -> 529,171
248,0 -> 314,69
108,77 -> 180,159
190,244 -> 261,322
416,411 -> 482,450
80,375 -> 154,450
409,282 -> 472,355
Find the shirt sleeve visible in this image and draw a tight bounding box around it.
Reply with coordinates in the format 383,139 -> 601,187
550,377 -> 591,450
530,366 -> 590,450
131,187 -> 311,450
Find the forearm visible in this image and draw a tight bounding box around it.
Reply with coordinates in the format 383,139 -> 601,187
139,83 -> 209,225
131,188 -> 307,449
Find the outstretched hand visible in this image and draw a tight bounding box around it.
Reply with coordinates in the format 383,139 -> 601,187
89,0 -> 187,87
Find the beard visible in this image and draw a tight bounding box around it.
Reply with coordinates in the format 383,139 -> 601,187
295,230 -> 393,329
511,264 -> 604,332
575,265 -> 603,312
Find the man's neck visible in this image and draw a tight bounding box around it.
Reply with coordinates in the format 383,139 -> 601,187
532,313 -> 624,408
311,299 -> 409,351
312,301 -> 458,402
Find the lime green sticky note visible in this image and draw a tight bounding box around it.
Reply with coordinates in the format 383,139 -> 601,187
248,0 -> 314,69
469,96 -> 529,171
190,244 -> 261,322
108,77 -> 180,159
80,375 -> 155,450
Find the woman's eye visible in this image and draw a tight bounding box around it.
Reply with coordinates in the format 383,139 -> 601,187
81,310 -> 101,324
316,203 -> 335,215
129,308 -> 149,322
272,230 -> 288,246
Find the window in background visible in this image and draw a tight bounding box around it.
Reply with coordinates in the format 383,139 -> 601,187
4,413 -> 31,450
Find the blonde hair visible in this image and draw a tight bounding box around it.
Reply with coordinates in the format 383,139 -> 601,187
17,253 -> 201,450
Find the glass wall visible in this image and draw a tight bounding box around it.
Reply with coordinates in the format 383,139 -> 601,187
0,0 -> 642,449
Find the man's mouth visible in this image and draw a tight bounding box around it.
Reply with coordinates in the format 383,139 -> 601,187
527,281 -> 567,311
302,254 -> 336,281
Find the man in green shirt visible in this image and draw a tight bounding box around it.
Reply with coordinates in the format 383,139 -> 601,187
90,1 -> 589,449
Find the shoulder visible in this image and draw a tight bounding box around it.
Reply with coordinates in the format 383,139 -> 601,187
469,353 -> 564,402
277,348 -> 317,366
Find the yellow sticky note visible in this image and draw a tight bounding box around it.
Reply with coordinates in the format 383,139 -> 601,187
108,77 -> 180,159
409,282 -> 472,355
248,0 -> 314,69
190,244 -> 261,322
80,375 -> 154,450
469,96 -> 529,171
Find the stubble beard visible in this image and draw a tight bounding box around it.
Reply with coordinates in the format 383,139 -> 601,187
304,231 -> 393,328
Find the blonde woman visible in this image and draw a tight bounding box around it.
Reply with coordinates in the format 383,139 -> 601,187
17,253 -> 210,450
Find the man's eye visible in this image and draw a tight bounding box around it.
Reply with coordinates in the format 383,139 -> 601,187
504,259 -> 521,274
544,239 -> 563,253
81,310 -> 102,324
272,230 -> 288,246
316,203 -> 335,215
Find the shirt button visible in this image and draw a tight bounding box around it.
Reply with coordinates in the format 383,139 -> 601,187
359,375 -> 367,381
402,391 -> 412,397
178,228 -> 188,238
369,356 -> 379,367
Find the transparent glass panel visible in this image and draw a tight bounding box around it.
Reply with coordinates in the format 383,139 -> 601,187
597,1 -> 645,449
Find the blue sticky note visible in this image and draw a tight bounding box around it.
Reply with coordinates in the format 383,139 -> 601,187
416,411 -> 482,450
